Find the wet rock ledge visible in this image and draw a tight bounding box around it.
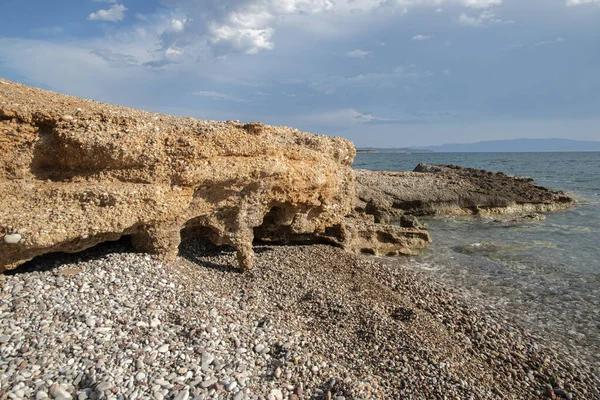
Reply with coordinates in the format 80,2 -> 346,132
356,164 -> 574,223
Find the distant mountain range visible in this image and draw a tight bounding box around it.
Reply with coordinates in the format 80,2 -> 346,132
356,147 -> 433,154
412,138 -> 600,153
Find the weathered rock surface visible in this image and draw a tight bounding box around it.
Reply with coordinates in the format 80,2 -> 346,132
356,164 -> 574,223
255,213 -> 431,257
0,79 -> 362,271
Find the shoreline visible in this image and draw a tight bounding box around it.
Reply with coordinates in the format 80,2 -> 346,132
1,239 -> 598,400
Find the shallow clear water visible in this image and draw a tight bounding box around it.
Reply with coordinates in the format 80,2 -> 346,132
355,152 -> 600,354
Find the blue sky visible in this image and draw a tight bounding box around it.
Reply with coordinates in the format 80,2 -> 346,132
1,0 -> 599,147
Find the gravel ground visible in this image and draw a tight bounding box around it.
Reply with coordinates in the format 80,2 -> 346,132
1,238 -> 599,400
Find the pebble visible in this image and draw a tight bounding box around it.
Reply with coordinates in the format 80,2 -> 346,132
96,382 -> 113,392
158,344 -> 169,353
254,344 -> 265,353
201,378 -> 218,388
154,378 -> 170,387
3,233 -> 22,244
173,390 -> 190,400
233,392 -> 245,400
52,389 -> 73,399
0,242 -> 597,400
269,389 -> 283,400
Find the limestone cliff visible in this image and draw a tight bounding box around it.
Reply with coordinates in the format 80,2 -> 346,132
0,79 -> 363,271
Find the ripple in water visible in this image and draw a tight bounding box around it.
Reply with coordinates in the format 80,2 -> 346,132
355,152 -> 600,362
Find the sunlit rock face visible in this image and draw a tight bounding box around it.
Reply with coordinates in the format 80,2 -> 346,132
0,79 -> 357,271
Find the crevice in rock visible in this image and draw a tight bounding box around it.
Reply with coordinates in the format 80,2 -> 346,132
4,235 -> 135,275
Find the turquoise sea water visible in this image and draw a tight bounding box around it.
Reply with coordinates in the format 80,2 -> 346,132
354,152 -> 600,357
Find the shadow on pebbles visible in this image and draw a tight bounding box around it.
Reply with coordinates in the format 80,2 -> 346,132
0,238 -> 598,400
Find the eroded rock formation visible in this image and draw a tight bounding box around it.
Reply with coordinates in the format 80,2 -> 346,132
356,164 -> 574,223
255,213 -> 430,257
1,79 -> 364,271
1,79 -> 432,271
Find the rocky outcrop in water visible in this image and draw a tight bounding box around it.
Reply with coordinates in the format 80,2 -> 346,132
356,164 -> 574,223
0,79 -> 430,272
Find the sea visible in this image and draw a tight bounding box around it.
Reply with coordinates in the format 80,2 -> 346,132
354,152 -> 600,359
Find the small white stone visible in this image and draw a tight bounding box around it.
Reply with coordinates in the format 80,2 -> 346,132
150,319 -> 161,328
269,389 -> 283,400
154,379 -> 170,387
158,344 -> 169,353
153,393 -> 164,400
52,389 -> 73,399
253,344 -> 264,353
173,390 -> 189,400
36,391 -> 49,400
4,234 -> 22,244
233,392 -> 244,400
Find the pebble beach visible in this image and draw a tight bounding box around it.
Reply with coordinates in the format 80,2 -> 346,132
1,238 -> 598,400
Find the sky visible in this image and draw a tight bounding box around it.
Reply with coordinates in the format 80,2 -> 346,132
0,0 -> 599,147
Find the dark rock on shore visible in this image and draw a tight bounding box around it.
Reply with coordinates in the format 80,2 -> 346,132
356,164 -> 574,223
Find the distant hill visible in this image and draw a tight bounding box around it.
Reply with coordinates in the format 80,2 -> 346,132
415,138 -> 600,153
357,147 -> 433,154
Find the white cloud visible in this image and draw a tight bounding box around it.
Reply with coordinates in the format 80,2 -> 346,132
209,23 -> 275,54
566,0 -> 600,5
396,0 -> 501,8
458,10 -> 513,27
92,48 -> 139,68
0,38 -> 153,101
309,109 -> 392,127
165,47 -> 184,58
508,37 -> 566,50
534,37 -> 566,47
169,18 -> 187,33
458,0 -> 501,7
154,0 -> 504,56
94,0 -> 117,3
442,69 -> 451,76
192,90 -> 247,102
310,65 -> 432,94
88,4 -> 128,22
412,34 -> 432,40
347,49 -> 372,58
